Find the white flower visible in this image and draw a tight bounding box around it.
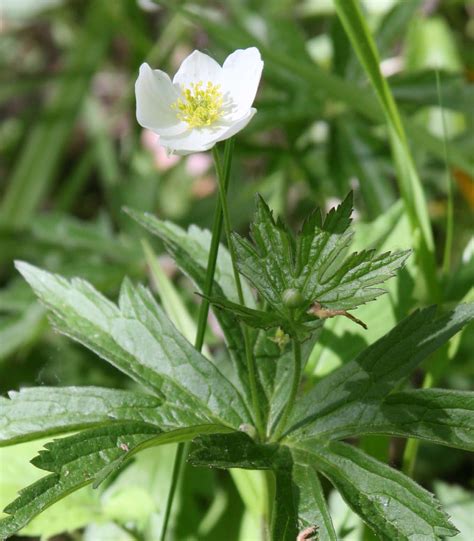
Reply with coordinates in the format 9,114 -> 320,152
135,48 -> 263,155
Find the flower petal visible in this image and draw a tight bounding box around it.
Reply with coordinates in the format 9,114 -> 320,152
214,108 -> 257,143
222,48 -> 263,120
160,108 -> 256,156
173,50 -> 223,87
160,128 -> 225,156
135,63 -> 187,136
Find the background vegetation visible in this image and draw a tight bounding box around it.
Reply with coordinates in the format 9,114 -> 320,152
0,0 -> 473,539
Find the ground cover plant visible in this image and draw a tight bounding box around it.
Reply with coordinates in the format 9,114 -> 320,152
1,1 -> 473,540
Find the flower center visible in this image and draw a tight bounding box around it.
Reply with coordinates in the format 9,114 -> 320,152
172,81 -> 223,128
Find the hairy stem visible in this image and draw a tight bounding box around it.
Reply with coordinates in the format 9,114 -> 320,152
273,337 -> 302,441
212,140 -> 265,441
159,145 -> 232,540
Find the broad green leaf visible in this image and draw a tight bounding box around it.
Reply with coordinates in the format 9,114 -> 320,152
0,422 -> 230,538
126,209 -> 253,403
288,304 -> 474,438
188,432 -> 277,471
290,458 -> 337,541
230,194 -> 408,338
273,448 -> 337,541
334,389 -> 474,451
125,210 -> 255,308
0,422 -> 161,538
271,451 -> 297,541
0,386 -> 162,446
189,433 -> 336,540
308,201 -> 415,379
292,439 -> 458,540
0,439 -> 101,540
16,262 -> 252,430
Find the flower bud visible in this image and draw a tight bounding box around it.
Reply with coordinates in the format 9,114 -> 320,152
282,288 -> 305,308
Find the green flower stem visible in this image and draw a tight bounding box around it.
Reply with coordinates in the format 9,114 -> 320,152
159,144 -> 233,541
212,140 -> 265,441
273,337 -> 301,442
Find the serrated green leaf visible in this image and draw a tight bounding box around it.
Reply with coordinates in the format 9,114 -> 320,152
271,451 -> 298,541
272,447 -> 337,541
0,439 -> 101,540
188,432 -> 277,470
0,422 -> 230,538
15,262 -> 252,430
0,386 -> 162,446
0,422 -> 160,538
125,209 -> 253,405
124,210 -> 255,308
292,439 -> 458,540
232,194 -> 409,338
290,459 -> 337,541
288,304 -> 474,439
188,433 -> 336,540
334,389 -> 474,451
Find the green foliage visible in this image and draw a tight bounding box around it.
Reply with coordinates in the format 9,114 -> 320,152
292,440 -> 457,540
2,1 -> 474,536
2,195 -> 473,539
125,209 -> 254,401
208,193 -> 409,339
0,422 -> 161,537
288,304 -> 474,440
0,386 -> 162,445
15,262 -> 252,430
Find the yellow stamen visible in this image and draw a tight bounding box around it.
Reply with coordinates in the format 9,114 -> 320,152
172,81 -> 223,128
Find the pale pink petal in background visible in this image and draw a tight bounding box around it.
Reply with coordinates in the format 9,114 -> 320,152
186,153 -> 212,176
141,129 -> 180,171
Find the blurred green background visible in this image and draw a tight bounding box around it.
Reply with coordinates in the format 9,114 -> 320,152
0,0 -> 473,539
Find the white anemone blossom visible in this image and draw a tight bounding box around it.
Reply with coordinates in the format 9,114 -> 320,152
135,48 -> 263,155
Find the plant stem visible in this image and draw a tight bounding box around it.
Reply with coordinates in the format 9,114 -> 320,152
212,140 -> 265,441
272,337 -> 301,441
159,442 -> 186,541
159,144 -> 232,541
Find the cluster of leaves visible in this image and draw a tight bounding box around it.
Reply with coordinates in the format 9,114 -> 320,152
1,196 -> 473,540
206,193 -> 409,339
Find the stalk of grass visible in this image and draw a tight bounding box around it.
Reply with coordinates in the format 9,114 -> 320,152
332,0 -> 438,300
